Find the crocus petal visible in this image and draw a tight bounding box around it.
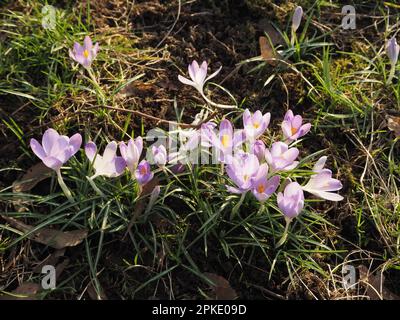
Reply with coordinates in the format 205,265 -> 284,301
42,128 -> 59,154
92,42 -> 100,56
284,110 -> 294,121
292,115 -> 303,129
83,35 -> 93,50
205,65 -> 222,82
114,157 -> 127,176
298,123 -> 311,137
188,61 -> 199,82
42,156 -> 63,171
119,142 -> 127,160
85,141 -> 97,162
69,133 -> 82,156
292,6 -> 303,32
30,138 -> 46,160
243,109 -> 252,127
178,75 -> 196,87
103,141 -> 117,162
306,190 -> 344,201
196,61 -> 208,85
313,156 -> 327,172
265,175 -> 280,194
226,185 -> 245,194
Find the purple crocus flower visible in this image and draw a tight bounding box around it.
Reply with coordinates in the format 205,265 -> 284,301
152,145 -> 167,167
277,182 -> 304,220
69,36 -> 99,68
243,109 -> 270,140
183,122 -> 217,151
281,110 -> 311,142
387,36 -> 400,66
207,119 -> 246,163
250,140 -> 266,162
30,128 -> 82,201
30,128 -> 82,171
226,152 -> 260,194
292,6 -> 303,33
302,156 -> 343,201
85,141 -> 126,178
178,60 -> 221,95
251,164 -> 280,202
135,160 -> 154,186
265,142 -> 299,172
119,137 -> 143,174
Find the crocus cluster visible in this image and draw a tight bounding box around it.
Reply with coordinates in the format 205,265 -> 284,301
30,42 -> 343,246
30,130 -> 158,197
195,109 -> 343,224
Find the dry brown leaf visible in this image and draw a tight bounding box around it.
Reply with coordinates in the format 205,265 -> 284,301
259,36 -> 283,66
1,215 -> 88,249
12,162 -> 52,193
358,265 -> 400,300
258,20 -> 285,47
387,115 -> 400,138
204,273 -> 238,300
0,282 -> 41,300
87,281 -> 108,300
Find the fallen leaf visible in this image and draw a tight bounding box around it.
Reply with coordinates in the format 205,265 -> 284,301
0,282 -> 41,300
87,281 -> 108,300
12,162 -> 52,193
1,215 -> 88,249
12,162 -> 53,212
358,265 -> 400,300
387,115 -> 400,138
258,19 -> 285,47
204,273 -> 238,300
259,36 -> 283,66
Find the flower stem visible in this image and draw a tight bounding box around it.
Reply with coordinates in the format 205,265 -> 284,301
86,175 -> 105,197
86,67 -> 106,103
200,92 -> 236,109
276,217 -> 292,248
387,65 -> 396,85
56,169 -> 74,203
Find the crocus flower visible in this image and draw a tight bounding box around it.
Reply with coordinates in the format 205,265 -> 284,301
281,110 -> 311,142
243,109 -> 271,140
386,36 -> 400,84
135,160 -> 154,186
251,164 -> 280,202
250,140 -> 266,162
226,152 -> 260,194
30,128 -> 82,172
387,36 -> 400,66
183,122 -> 217,151
277,182 -> 304,220
206,119 -> 245,163
119,137 -> 143,174
69,35 -> 99,68
85,141 -> 126,179
302,157 -> 343,201
152,145 -> 167,167
265,142 -> 299,172
30,128 -> 82,202
178,60 -> 221,96
292,6 -> 303,33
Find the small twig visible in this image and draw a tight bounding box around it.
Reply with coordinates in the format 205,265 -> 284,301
86,105 -> 218,129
